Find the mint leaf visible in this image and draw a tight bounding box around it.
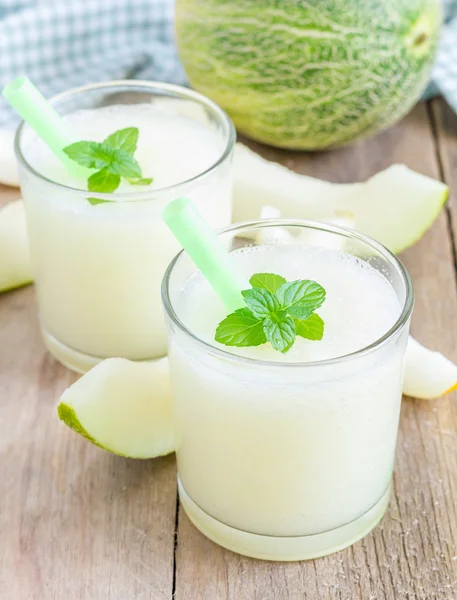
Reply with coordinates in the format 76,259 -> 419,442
95,145 -> 124,165
127,177 -> 153,186
107,150 -> 142,178
276,280 -> 326,320
87,197 -> 115,206
63,141 -> 109,169
215,308 -> 266,347
215,272 -> 326,354
103,127 -> 138,154
263,315 -> 296,353
249,273 -> 286,294
294,313 -> 324,341
242,288 -> 280,319
63,127 -> 153,197
88,168 -> 120,193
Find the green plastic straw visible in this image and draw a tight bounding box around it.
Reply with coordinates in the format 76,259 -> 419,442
2,76 -> 86,175
163,198 -> 245,312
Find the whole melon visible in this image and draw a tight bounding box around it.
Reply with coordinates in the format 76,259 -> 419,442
176,0 -> 442,150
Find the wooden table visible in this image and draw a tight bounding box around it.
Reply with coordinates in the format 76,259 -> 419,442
1,99 -> 457,600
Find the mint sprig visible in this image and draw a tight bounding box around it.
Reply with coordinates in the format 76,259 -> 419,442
214,307 -> 267,348
294,313 -> 324,340
215,273 -> 326,354
63,127 -> 153,200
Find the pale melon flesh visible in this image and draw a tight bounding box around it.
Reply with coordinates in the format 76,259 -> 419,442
0,199 -> 32,292
234,144 -> 448,254
58,358 -> 175,459
403,337 -> 457,400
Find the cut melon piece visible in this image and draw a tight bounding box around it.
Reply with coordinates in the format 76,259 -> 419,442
234,144 -> 448,254
0,200 -> 32,292
58,358 -> 175,458
403,337 -> 457,400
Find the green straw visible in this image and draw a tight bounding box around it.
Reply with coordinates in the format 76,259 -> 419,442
163,198 -> 245,312
2,76 -> 86,175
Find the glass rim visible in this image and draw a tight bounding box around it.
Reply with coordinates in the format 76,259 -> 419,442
161,219 -> 414,369
14,79 -> 236,201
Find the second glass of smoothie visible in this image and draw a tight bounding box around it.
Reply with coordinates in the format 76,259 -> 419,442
162,220 -> 413,561
15,81 -> 235,372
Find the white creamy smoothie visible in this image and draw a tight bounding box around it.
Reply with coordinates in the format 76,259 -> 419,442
19,96 -> 232,372
165,237 -> 410,560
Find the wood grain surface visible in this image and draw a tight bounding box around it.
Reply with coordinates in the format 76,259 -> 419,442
1,101 -> 456,599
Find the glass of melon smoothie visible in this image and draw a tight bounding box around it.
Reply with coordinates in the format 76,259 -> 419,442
162,220 -> 413,561
15,81 -> 234,373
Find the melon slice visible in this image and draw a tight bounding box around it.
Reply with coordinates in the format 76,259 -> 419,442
0,200 -> 32,292
403,337 -> 457,400
234,144 -> 448,254
0,128 -> 19,187
58,358 -> 175,458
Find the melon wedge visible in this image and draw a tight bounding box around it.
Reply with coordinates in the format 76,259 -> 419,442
0,128 -> 19,187
58,358 -> 175,458
234,144 -> 448,254
403,337 -> 457,400
0,200 -> 32,292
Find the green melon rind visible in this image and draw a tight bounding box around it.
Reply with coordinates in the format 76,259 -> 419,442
396,186 -> 449,253
354,179 -> 450,254
57,402 -> 174,460
0,278 -> 33,294
233,145 -> 449,254
176,0 -> 442,149
57,402 -> 118,454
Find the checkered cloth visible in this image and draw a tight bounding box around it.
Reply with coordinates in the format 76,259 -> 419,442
0,0 -> 186,127
0,0 -> 456,128
433,0 -> 457,109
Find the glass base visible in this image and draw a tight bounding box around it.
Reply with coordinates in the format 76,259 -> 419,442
42,328 -> 104,373
41,327 -> 166,374
178,478 -> 391,561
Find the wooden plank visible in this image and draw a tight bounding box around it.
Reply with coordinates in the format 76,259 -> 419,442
432,97 -> 457,272
174,104 -> 457,600
0,184 -> 177,599
0,184 -> 20,206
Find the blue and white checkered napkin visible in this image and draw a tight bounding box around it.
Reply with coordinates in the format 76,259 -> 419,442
433,0 -> 457,110
0,0 -> 186,127
0,0 -> 456,128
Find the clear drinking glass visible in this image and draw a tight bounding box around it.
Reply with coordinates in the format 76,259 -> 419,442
162,220 -> 413,561
15,81 -> 235,373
